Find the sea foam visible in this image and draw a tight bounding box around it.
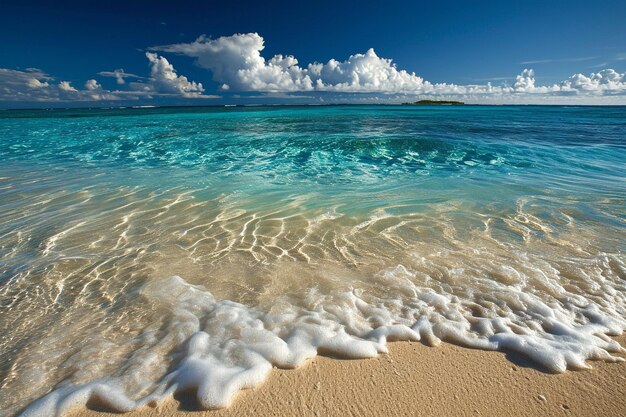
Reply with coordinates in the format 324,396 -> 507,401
20,270 -> 625,416
2,105 -> 625,417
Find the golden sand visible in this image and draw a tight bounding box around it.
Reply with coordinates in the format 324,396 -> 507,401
70,336 -> 626,417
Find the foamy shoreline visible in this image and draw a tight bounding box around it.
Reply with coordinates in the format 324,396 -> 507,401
68,336 -> 626,417
4,106 -> 626,417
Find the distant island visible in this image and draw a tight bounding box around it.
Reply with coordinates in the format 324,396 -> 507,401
402,100 -> 464,105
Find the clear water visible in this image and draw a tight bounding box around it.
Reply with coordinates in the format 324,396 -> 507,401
1,105 -> 625,416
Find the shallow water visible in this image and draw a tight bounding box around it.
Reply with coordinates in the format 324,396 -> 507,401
0,105 -> 625,416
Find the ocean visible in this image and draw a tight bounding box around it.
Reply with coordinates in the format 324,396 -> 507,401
1,105 -> 625,416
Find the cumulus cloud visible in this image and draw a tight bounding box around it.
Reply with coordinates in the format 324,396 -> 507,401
85,79 -> 101,90
513,69 -> 536,91
309,48 -> 429,93
143,52 -> 205,97
560,69 -> 626,94
1,32 -> 625,105
152,33 -> 311,92
0,72 -> 111,102
27,78 -> 49,89
0,68 -> 55,101
58,81 -> 77,92
0,53 -> 215,103
151,32 -> 626,100
0,68 -> 124,103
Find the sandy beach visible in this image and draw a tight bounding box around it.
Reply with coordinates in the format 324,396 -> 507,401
3,3 -> 626,417
3,106 -> 626,417
69,336 -> 626,417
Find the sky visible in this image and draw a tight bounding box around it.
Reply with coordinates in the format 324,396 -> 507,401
1,0 -> 626,107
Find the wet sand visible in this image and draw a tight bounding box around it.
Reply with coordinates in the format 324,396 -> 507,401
70,336 -> 626,417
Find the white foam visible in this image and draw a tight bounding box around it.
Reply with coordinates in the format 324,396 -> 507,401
19,271 -> 625,417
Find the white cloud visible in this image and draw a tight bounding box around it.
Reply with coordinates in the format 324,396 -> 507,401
0,68 -> 56,101
0,53 -> 216,103
0,68 -> 123,102
1,32 -> 625,105
150,33 -> 436,93
97,69 -> 141,85
143,52 -> 205,97
150,33 -> 626,102
81,79 -> 120,101
27,78 -> 49,89
308,48 -> 429,93
58,81 -> 77,92
560,69 -> 626,94
513,69 -> 536,91
85,79 -> 101,90
152,33 -> 312,92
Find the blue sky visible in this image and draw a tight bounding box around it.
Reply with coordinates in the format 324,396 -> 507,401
1,0 -> 625,107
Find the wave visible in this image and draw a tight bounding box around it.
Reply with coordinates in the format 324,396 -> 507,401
20,268 -> 625,416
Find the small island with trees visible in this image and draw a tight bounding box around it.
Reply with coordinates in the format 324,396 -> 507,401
401,100 -> 465,105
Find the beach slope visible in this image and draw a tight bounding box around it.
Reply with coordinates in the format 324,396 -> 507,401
71,337 -> 626,417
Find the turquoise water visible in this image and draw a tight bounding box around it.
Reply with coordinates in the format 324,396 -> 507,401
1,105 -> 625,416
